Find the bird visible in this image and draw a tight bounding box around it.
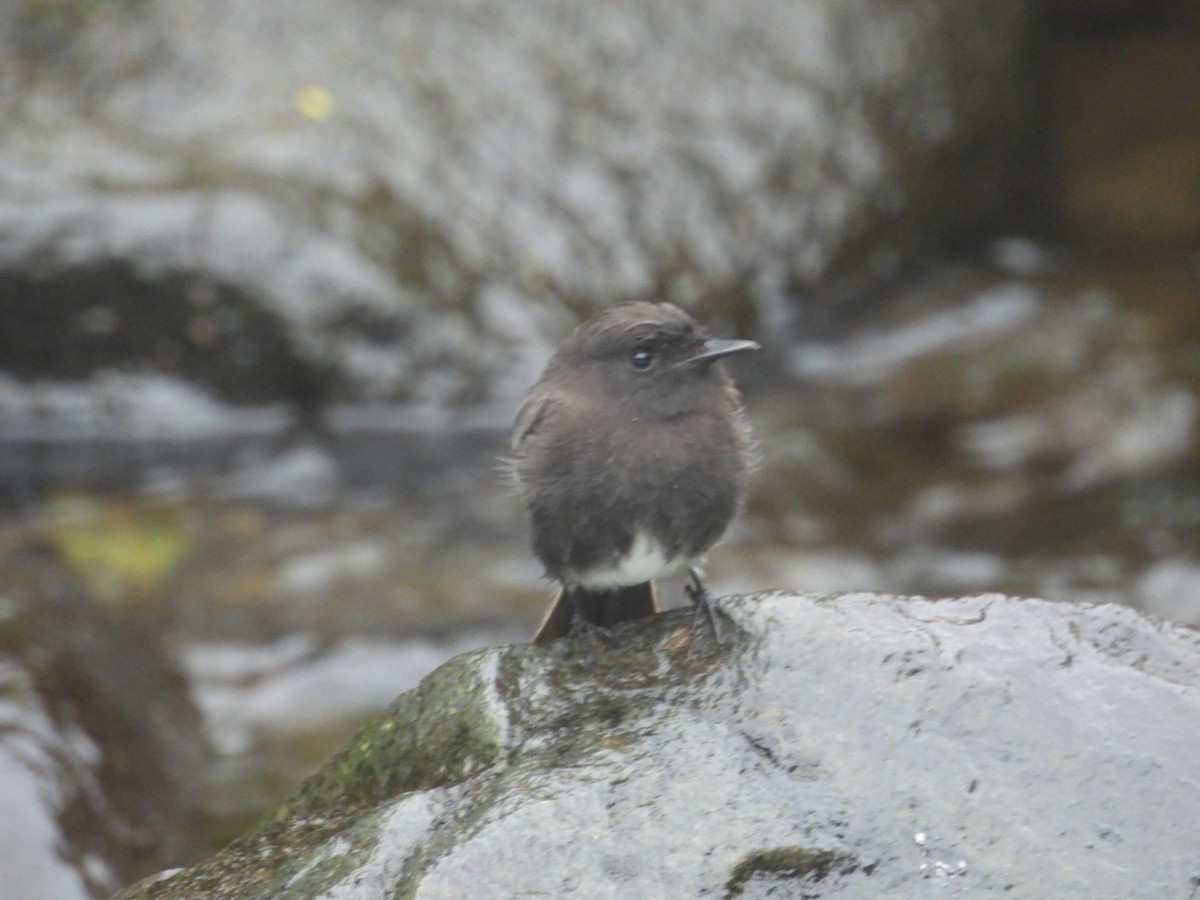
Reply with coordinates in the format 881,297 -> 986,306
509,301 -> 757,643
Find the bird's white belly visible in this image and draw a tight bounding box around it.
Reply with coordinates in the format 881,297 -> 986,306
574,531 -> 688,589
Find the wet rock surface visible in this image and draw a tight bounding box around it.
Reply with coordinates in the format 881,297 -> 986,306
118,592 -> 1200,899
0,0 -> 1035,411
0,547 -> 207,899
2,5 -> 1199,892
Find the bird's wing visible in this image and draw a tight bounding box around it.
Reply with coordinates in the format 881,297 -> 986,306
511,390 -> 557,454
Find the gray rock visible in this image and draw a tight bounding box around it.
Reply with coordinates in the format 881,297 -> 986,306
0,0 -> 1035,412
117,592 -> 1200,898
0,549 -> 208,899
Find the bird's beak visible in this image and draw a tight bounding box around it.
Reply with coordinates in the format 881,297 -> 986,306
686,337 -> 760,365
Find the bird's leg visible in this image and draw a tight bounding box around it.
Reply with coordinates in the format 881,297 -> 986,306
685,567 -> 726,644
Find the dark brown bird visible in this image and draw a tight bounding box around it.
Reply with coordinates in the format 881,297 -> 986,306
510,301 -> 757,643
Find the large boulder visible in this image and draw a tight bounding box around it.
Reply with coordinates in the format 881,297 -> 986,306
118,591 -> 1200,898
0,548 -> 208,899
0,0 -> 1036,415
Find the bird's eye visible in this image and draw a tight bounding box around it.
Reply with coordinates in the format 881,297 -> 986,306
630,347 -> 655,370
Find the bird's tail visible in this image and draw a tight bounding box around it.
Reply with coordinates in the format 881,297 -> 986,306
531,581 -> 662,644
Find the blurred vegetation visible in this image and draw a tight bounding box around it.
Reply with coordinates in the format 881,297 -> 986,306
40,491 -> 192,609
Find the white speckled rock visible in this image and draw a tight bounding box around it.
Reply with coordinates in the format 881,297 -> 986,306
120,591 -> 1200,899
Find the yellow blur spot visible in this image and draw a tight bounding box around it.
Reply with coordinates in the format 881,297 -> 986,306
294,85 -> 335,121
41,492 -> 192,609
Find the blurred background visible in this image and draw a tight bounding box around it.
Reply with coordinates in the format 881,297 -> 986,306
1,0 -> 1198,895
